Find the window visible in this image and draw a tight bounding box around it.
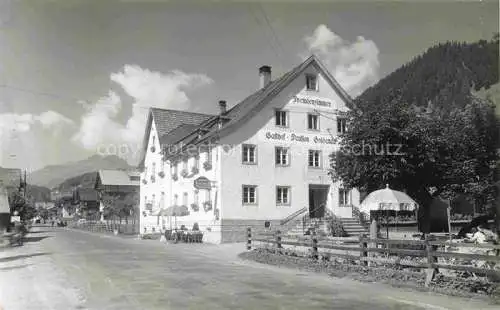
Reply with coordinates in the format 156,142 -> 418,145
242,144 -> 257,164
152,162 -> 156,176
307,113 -> 319,130
242,185 -> 257,204
183,192 -> 188,206
337,118 -> 347,134
172,162 -> 178,175
275,110 -> 288,127
275,147 -> 289,166
152,135 -> 156,145
308,150 -> 321,168
204,190 -> 210,202
206,148 -> 212,164
174,194 -> 178,206
160,191 -> 165,208
182,159 -> 188,170
194,190 -> 199,205
161,159 -> 165,172
276,186 -> 290,205
152,194 -> 156,208
144,195 -> 147,207
194,156 -> 199,170
306,74 -> 318,91
339,189 -> 349,206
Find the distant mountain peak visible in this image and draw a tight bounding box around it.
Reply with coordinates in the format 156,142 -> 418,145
28,154 -> 133,188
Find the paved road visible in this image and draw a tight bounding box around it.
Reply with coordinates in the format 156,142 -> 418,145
1,226 -> 498,310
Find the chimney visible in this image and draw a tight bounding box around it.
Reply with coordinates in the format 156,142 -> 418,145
259,65 -> 272,88
218,100 -> 227,114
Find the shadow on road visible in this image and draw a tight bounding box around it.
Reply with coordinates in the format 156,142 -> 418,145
28,230 -> 53,234
0,252 -> 50,263
0,264 -> 32,271
23,236 -> 52,243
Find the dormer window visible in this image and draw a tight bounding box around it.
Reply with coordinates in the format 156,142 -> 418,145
306,74 -> 318,91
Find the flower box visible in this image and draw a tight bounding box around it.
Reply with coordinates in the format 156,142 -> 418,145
203,201 -> 212,212
190,203 -> 199,212
150,146 -> 156,152
158,171 -> 165,178
150,175 -> 156,183
191,167 -> 199,175
172,174 -> 178,181
142,179 -> 148,185
203,161 -> 212,171
180,169 -> 189,178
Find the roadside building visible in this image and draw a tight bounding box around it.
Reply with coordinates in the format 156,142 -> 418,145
0,187 -> 10,231
138,55 -> 360,243
73,188 -> 99,220
94,169 -> 140,221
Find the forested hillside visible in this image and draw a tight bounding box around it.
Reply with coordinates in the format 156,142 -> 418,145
356,36 -> 499,112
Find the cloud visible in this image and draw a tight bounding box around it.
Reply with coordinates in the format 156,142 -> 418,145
302,24 -> 380,97
0,109 -> 75,168
71,65 -> 213,162
0,110 -> 74,133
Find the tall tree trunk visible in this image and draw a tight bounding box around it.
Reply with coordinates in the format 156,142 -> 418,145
406,187 -> 434,234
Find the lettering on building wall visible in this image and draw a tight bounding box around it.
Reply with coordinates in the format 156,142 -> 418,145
292,96 -> 332,108
264,131 -> 337,145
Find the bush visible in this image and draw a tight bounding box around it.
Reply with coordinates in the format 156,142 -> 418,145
327,217 -> 348,237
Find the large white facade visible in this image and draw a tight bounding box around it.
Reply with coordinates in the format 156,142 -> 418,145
140,120 -> 169,234
219,64 -> 359,222
139,56 -> 360,243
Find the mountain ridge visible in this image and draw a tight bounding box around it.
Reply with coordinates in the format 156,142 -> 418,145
28,155 -> 133,189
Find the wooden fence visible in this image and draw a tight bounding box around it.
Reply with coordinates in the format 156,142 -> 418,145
69,220 -> 137,235
246,227 -> 500,285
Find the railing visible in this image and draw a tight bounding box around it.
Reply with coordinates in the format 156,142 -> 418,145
246,228 -> 500,285
280,206 -> 308,226
351,205 -> 368,228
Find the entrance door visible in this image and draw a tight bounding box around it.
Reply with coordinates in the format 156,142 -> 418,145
309,185 -> 330,218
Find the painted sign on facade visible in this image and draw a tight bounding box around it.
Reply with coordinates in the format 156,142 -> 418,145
264,131 -> 339,145
194,176 -> 212,190
290,96 -> 333,109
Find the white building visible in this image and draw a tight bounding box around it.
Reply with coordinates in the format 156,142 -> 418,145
138,55 -> 360,243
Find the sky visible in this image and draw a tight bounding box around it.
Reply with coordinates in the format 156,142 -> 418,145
0,0 -> 498,171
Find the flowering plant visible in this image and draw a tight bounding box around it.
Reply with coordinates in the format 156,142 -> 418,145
203,162 -> 212,171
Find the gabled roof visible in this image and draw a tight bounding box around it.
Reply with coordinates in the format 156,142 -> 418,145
165,54 -> 355,159
0,167 -> 21,188
97,169 -> 140,187
138,109 -> 213,168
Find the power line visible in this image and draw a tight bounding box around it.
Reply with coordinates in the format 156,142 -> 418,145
257,3 -> 287,61
247,4 -> 287,72
0,84 -> 149,109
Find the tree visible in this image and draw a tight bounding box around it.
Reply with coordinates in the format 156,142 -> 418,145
331,95 -> 499,233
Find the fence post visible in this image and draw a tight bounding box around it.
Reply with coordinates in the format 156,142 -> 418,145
311,228 -> 318,260
424,235 -> 438,287
275,230 -> 282,253
359,235 -> 368,266
246,227 -> 252,251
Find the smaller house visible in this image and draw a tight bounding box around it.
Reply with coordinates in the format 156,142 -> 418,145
0,186 -> 10,232
95,169 -> 140,221
0,167 -> 22,190
73,188 -> 99,219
